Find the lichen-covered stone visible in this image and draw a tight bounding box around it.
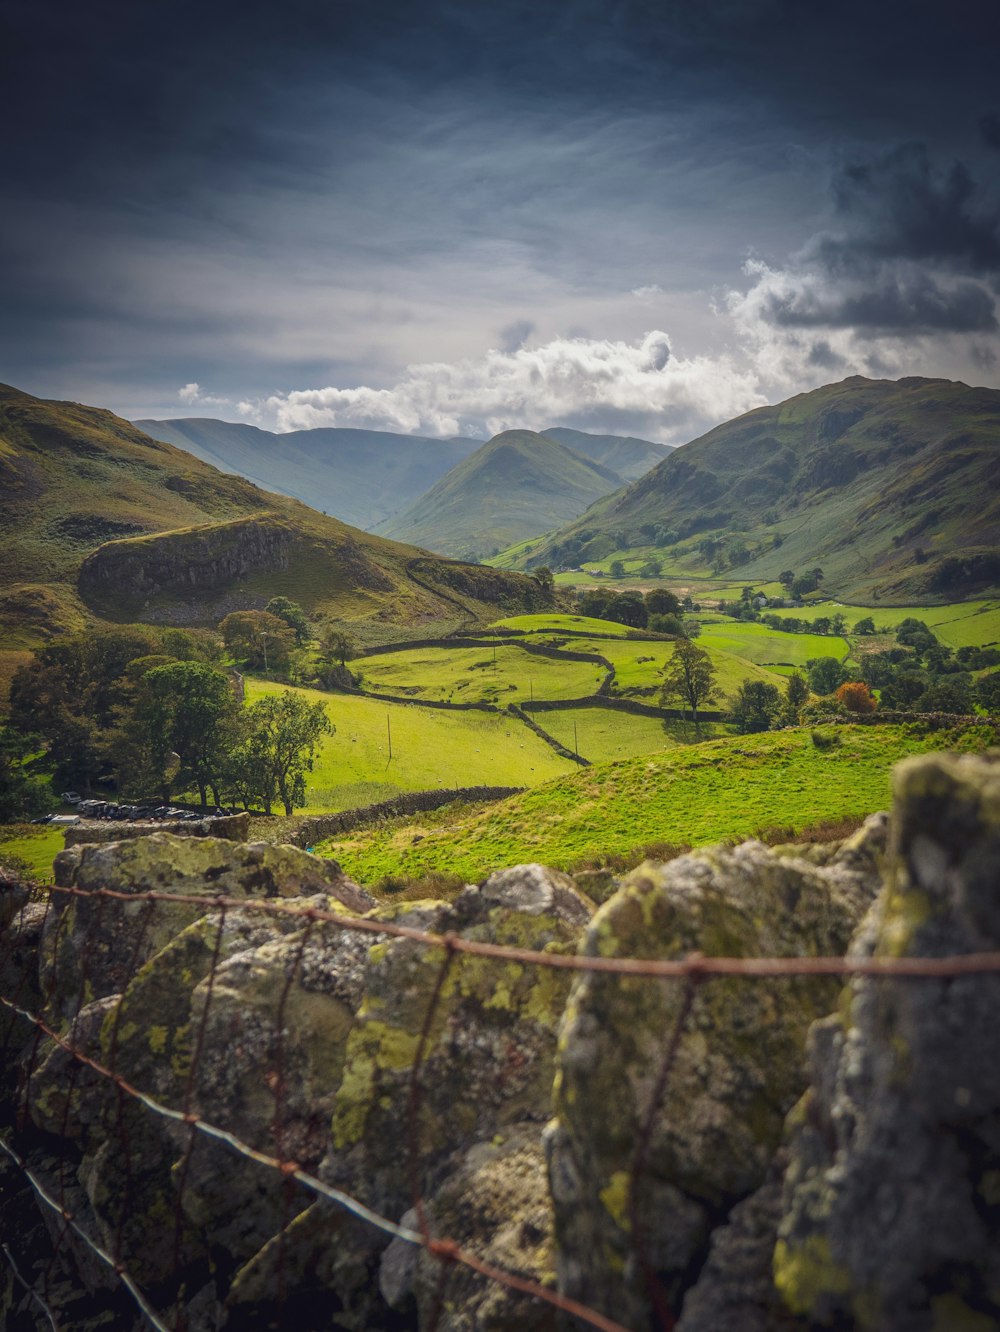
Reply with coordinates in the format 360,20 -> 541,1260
775,752 -> 1000,1330
325,868 -> 592,1227
410,1125 -> 558,1332
0,900 -> 48,1093
548,835 -> 880,1327
41,834 -> 370,1022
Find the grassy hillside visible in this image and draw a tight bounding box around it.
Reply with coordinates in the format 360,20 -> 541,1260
0,383 -> 544,639
135,417 -> 482,531
375,429 -> 627,560
516,376 -> 1000,602
246,680 -> 574,806
315,721 -> 996,885
541,427 -> 670,479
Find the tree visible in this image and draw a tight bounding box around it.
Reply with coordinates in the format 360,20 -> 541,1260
853,617 -> 876,635
230,691 -> 333,815
645,587 -> 681,617
785,672 -> 810,723
659,639 -> 718,730
730,681 -> 784,734
915,679 -> 973,715
532,567 -> 555,600
835,681 -> 877,714
976,670 -> 1000,713
220,611 -> 296,671
0,726 -> 56,822
126,662 -> 238,807
265,597 -> 311,645
808,656 -> 847,696
609,560 -> 625,578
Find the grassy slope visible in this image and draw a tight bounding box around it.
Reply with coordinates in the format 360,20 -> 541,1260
135,417 -> 481,531
375,430 -> 626,559
316,722 -> 995,884
352,644 -> 606,704
0,383 -> 541,640
246,680 -> 573,807
0,826 -> 64,883
697,620 -> 849,670
515,376 -> 1000,602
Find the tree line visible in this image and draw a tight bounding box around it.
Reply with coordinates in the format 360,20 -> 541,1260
2,623 -> 331,820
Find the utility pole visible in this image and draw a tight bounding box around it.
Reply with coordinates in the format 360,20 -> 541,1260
387,713 -> 392,760
573,719 -> 578,757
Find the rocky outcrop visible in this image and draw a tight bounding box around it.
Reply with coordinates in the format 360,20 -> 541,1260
77,514 -> 294,613
63,810 -> 250,847
3,754 -> 1000,1330
774,752 -> 1000,1331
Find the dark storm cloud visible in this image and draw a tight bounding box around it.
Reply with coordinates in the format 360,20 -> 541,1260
979,114 -> 1000,151
741,141 -> 1000,339
2,0 -> 1000,419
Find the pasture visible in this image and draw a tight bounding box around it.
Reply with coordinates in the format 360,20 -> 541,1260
316,721 -> 996,887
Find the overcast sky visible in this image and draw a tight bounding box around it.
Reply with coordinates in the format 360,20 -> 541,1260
3,0 -> 999,442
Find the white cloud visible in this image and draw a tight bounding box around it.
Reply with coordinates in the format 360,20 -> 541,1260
177,382 -> 233,409
631,284 -> 664,299
257,330 -> 765,443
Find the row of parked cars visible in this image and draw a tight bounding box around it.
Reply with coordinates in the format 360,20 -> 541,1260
29,796 -> 236,825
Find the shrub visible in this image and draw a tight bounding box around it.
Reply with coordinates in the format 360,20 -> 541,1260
835,681 -> 877,714
811,729 -> 842,750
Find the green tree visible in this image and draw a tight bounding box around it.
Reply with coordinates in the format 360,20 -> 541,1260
659,639 -> 718,730
730,681 -> 784,734
784,672 -> 810,723
808,656 -> 847,696
231,691 -> 333,815
265,597 -> 311,645
609,559 -> 625,578
976,670 -> 1000,713
531,567 -> 555,601
644,587 -> 682,617
126,662 -> 238,808
220,611 -> 296,671
0,726 -> 56,822
852,617 -> 876,635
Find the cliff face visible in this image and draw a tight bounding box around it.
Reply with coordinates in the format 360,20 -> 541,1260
3,753 -> 1000,1331
77,515 -> 295,614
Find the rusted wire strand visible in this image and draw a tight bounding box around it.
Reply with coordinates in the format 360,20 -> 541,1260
40,883 -> 1000,978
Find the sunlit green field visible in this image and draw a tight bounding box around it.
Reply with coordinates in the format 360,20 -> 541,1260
698,619 -> 849,670
535,707 -> 730,764
0,825 -> 64,883
763,598 -> 1000,648
316,722 -> 996,886
351,643 -> 607,704
246,680 -> 574,808
490,612 -> 636,637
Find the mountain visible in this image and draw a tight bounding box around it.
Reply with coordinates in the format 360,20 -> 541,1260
374,429 -> 628,559
133,417 -> 483,531
520,376 -> 1000,601
0,384 -> 548,644
134,417 -> 667,533
541,426 -> 670,479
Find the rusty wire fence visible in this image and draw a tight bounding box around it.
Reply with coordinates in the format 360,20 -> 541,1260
3,881 -> 1000,1332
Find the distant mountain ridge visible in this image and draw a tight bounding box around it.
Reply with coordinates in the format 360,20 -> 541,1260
540,427 -> 670,479
134,418 -> 483,531
135,416 -> 668,534
519,376 -> 1000,602
374,429 -> 631,559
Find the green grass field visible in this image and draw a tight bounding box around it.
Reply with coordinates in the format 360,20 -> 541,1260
697,619 -> 849,670
489,612 -> 636,637
315,722 -> 995,886
534,707 -> 730,764
0,825 -> 64,883
351,643 -> 606,704
762,598 -> 1000,648
246,681 -> 574,808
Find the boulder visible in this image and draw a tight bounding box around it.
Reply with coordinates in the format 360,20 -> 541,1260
775,752 -> 1000,1330
547,826 -> 883,1327
40,834 -> 370,1022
